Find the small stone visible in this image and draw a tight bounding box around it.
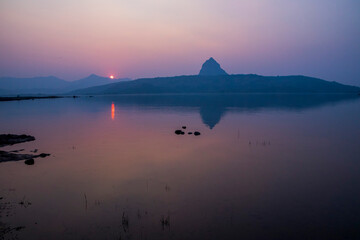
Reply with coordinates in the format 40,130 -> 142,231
175,130 -> 183,135
194,131 -> 201,136
188,132 -> 193,135
25,159 -> 35,165
182,126 -> 186,129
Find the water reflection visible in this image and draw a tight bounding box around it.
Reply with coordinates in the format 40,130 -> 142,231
111,102 -> 115,120
103,93 -> 360,129
199,106 -> 226,129
0,93 -> 360,240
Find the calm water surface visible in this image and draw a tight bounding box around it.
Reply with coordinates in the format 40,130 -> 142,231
1,94 -> 360,240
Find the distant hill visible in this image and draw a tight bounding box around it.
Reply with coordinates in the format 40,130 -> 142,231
0,76 -> 69,94
0,75 -> 130,95
70,74 -> 360,95
70,58 -> 359,95
2,58 -> 359,96
63,74 -> 131,92
199,57 -> 228,76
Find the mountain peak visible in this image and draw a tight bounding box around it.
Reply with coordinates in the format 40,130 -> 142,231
87,74 -> 101,78
199,57 -> 228,76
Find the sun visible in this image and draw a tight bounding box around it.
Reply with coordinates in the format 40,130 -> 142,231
109,75 -> 114,79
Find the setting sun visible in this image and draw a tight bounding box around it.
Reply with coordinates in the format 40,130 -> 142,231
109,75 -> 114,79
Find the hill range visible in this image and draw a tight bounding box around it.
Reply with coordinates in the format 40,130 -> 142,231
1,58 -> 359,95
0,74 -> 130,95
70,58 -> 359,95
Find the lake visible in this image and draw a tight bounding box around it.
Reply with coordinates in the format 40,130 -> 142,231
1,94 -> 360,240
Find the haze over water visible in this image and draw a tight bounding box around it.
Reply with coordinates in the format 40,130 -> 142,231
1,94 -> 360,239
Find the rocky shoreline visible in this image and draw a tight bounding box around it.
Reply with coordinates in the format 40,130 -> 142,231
0,134 -> 50,164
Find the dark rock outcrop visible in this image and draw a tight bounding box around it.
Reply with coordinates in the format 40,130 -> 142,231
0,134 -> 50,163
0,134 -> 35,147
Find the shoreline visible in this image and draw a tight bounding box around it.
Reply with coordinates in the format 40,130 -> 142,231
0,96 -> 79,102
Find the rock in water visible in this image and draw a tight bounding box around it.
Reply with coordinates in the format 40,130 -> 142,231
199,57 -> 228,76
0,134 -> 35,147
38,153 -> 50,158
25,159 -> 35,165
194,131 -> 201,136
175,130 -> 183,135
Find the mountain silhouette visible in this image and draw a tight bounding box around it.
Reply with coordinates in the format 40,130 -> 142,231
70,59 -> 359,95
2,58 -> 360,96
63,74 -> 130,91
199,57 -> 228,76
70,74 -> 360,95
0,76 -> 70,94
0,75 -> 130,95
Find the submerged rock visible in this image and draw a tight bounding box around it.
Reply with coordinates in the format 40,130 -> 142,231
38,153 -> 50,158
188,132 -> 193,135
24,159 -> 35,165
182,126 -> 186,129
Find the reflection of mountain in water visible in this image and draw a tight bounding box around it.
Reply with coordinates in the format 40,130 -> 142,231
103,94 -> 359,129
200,106 -> 226,129
16,94 -> 357,129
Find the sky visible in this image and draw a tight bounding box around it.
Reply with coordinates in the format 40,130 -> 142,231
0,0 -> 359,85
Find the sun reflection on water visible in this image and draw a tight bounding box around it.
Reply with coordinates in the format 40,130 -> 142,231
111,103 -> 115,120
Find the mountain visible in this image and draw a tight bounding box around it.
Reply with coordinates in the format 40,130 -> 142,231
0,76 -> 70,94
70,74 -> 360,95
0,75 -> 130,95
70,59 -> 359,95
63,74 -> 130,91
199,57 -> 228,76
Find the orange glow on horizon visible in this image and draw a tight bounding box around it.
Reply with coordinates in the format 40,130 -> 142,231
111,103 -> 115,120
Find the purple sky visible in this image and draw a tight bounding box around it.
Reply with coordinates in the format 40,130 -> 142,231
0,0 -> 359,86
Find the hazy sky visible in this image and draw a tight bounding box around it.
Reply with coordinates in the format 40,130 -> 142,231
0,0 -> 359,85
